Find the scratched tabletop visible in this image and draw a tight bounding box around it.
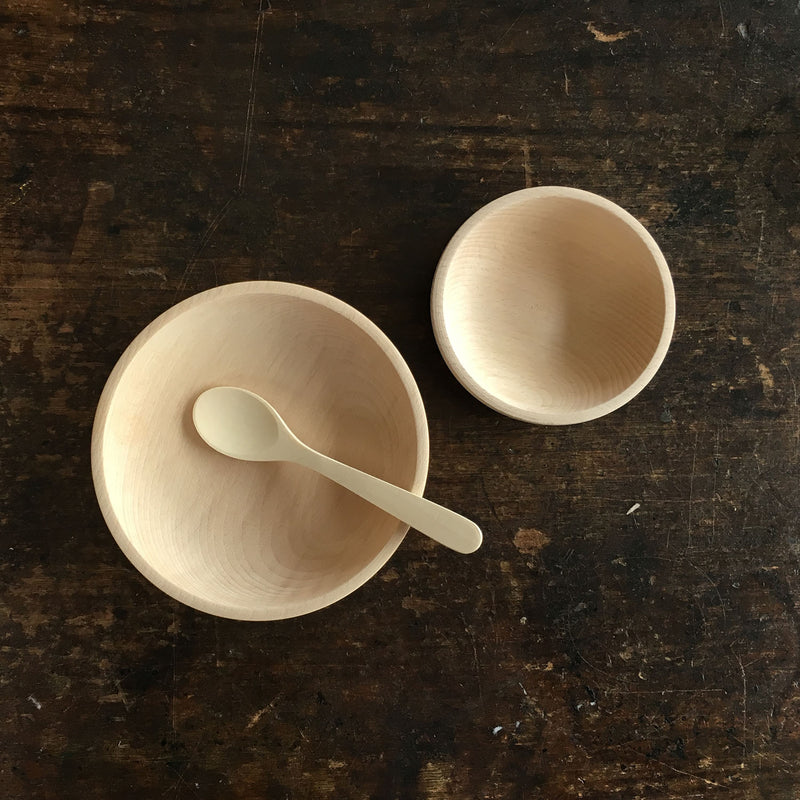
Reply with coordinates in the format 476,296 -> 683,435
2,1 -> 800,797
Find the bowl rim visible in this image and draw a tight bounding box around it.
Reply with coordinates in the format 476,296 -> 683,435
430,186 -> 676,425
91,281 -> 430,620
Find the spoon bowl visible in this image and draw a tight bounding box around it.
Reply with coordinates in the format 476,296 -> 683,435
193,384 -> 288,460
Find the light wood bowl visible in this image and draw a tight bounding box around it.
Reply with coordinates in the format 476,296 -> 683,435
91,282 -> 429,620
431,187 -> 676,425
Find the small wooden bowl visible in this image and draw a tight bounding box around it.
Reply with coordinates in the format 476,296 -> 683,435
431,187 -> 675,424
91,282 -> 429,620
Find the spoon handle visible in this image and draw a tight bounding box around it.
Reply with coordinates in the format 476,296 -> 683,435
292,446 -> 482,554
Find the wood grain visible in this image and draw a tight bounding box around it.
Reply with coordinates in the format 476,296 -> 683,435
2,1 -> 800,797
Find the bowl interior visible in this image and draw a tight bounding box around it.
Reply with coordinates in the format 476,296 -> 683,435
436,190 -> 672,423
94,284 -> 428,619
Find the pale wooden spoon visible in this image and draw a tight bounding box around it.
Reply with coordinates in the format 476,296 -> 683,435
192,387 -> 483,555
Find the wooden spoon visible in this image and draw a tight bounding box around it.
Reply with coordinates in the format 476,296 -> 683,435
193,387 -> 483,554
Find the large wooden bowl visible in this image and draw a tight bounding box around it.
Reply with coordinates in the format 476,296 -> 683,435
431,187 -> 675,425
91,282 -> 429,620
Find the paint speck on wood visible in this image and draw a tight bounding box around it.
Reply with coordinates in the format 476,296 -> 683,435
514,527 -> 550,555
586,21 -> 636,42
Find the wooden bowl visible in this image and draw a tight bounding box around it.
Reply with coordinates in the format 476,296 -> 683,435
91,282 -> 429,620
431,187 -> 675,425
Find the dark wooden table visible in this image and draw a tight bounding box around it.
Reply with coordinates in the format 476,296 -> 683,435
3,1 -> 800,797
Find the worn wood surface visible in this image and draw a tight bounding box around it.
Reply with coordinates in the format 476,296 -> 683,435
2,1 -> 800,797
